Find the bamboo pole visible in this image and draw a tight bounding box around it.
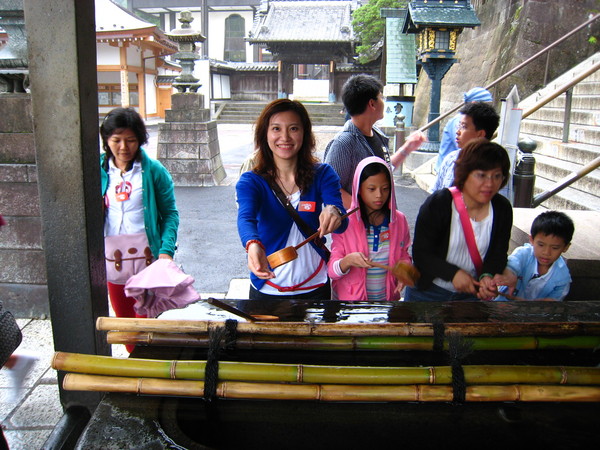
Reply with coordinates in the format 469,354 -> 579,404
53,352 -> 600,386
62,373 -> 600,402
106,331 -> 600,351
96,317 -> 600,337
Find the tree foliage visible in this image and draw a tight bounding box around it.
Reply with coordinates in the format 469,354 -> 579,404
352,0 -> 406,64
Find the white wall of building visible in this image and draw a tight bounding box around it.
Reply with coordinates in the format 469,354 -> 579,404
161,10 -> 254,63
209,11 -> 254,63
145,73 -> 157,115
97,44 -> 120,65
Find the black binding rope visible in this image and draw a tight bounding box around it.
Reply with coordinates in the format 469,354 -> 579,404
446,332 -> 473,404
204,326 -> 226,403
224,319 -> 238,352
432,322 -> 445,352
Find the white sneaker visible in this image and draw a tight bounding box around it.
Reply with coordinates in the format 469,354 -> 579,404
8,352 -> 38,402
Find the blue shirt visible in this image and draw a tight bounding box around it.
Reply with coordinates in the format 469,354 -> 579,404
496,243 -> 571,301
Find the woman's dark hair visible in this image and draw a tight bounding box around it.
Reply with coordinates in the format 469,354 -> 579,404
358,161 -> 391,227
253,99 -> 317,192
453,138 -> 510,190
100,107 -> 148,170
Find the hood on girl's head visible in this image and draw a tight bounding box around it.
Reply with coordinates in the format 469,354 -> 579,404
351,156 -> 397,222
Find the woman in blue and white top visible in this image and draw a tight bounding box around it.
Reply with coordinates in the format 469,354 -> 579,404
236,99 -> 348,300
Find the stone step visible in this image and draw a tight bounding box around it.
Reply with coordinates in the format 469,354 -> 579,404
519,119 -> 600,145
520,133 -> 600,165
217,101 -> 345,126
526,107 -> 600,126
531,93 -> 600,111
572,79 -> 600,95
533,153 -> 600,196
532,175 -> 600,211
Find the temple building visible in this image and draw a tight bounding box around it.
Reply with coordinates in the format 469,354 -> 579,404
96,0 -> 180,118
128,0 -> 370,103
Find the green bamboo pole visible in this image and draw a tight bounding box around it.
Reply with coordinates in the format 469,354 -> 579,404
62,373 -> 600,402
52,352 -> 600,386
96,317 -> 600,337
106,331 -> 600,351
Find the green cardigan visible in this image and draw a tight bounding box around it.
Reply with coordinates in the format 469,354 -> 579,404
101,149 -> 179,258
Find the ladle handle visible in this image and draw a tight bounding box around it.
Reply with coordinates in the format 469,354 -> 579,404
368,261 -> 393,271
206,298 -> 257,322
293,207 -> 360,251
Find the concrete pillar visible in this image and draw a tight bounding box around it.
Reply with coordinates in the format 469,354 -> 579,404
23,0 -> 110,411
158,93 -> 226,186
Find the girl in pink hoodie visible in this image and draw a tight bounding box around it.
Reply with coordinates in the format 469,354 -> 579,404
328,157 -> 412,301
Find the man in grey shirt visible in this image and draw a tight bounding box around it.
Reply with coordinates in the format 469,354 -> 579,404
324,74 -> 425,209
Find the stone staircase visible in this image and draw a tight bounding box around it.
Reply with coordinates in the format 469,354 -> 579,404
518,52 -> 600,211
216,101 -> 346,126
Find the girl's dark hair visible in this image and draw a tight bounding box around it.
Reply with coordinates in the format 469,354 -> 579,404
253,99 -> 317,192
453,138 -> 510,190
100,107 -> 148,171
358,161 -> 391,227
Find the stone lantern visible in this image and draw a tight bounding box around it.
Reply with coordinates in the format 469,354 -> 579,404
402,0 -> 480,151
165,10 -> 205,93
158,10 -> 225,187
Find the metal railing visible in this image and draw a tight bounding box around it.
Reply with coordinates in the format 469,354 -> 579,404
418,13 -> 600,208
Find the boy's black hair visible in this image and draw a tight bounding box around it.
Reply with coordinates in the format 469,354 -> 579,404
341,74 -> 383,116
459,102 -> 500,139
530,211 -> 575,244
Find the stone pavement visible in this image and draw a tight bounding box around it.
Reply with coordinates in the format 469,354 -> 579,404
0,120 -> 429,449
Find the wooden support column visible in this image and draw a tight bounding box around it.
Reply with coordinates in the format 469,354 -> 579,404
329,60 -> 336,102
277,60 -> 284,98
120,44 -> 130,107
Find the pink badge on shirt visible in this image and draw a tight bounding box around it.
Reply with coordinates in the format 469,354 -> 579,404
380,230 -> 390,242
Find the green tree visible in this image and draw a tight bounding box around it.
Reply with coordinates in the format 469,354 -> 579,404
352,0 -> 406,64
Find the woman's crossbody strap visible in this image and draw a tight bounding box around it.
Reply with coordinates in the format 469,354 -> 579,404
449,186 -> 483,276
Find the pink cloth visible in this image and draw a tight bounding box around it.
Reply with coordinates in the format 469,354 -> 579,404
125,259 -> 200,317
328,156 -> 412,301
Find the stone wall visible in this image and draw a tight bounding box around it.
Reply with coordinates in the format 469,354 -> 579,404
412,0 -> 600,129
0,93 -> 48,317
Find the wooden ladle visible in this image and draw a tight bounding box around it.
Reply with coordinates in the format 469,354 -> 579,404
368,261 -> 421,287
267,207 -> 359,269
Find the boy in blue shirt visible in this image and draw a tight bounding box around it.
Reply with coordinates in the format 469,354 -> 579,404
494,211 -> 574,301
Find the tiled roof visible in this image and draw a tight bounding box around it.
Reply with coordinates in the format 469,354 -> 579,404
210,59 -> 279,71
404,2 -> 480,30
248,1 -> 356,43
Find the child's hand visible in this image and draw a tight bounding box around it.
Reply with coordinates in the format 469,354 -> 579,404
477,275 -> 498,301
340,252 -> 371,272
492,270 -> 518,296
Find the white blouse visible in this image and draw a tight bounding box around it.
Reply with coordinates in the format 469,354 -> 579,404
103,158 -> 145,237
433,202 -> 493,292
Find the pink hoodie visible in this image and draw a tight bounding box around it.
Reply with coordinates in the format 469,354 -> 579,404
328,156 -> 411,301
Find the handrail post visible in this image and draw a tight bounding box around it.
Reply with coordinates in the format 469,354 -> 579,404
562,88 -> 573,143
543,51 -> 551,86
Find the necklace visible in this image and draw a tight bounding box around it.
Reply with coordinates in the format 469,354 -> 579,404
277,176 -> 297,203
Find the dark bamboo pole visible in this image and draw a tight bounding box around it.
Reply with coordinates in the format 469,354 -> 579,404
96,317 -> 600,337
106,331 -> 600,351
